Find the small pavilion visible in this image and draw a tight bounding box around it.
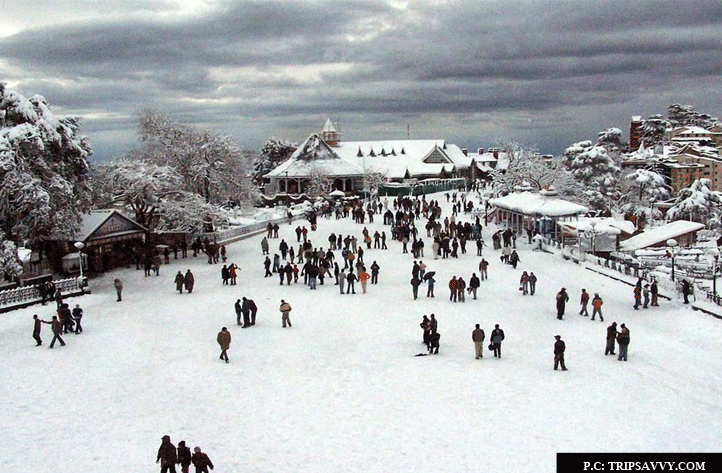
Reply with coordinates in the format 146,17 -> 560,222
490,191 -> 588,240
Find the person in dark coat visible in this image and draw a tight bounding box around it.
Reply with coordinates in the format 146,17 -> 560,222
177,440 -> 192,473
681,279 -> 691,304
248,298 -> 258,326
410,276 -> 421,300
579,288 -> 589,316
650,279 -> 659,306
234,299 -> 242,325
617,323 -> 630,361
184,270 -> 195,293
420,315 -> 431,349
72,304 -> 83,334
509,250 -> 520,269
191,446 -> 214,473
556,288 -> 569,319
175,271 -> 185,293
346,271 -> 357,294
370,261 -> 380,284
469,273 -> 480,299
217,327 -> 231,363
221,265 -> 229,285
553,335 -> 568,371
428,330 -> 440,355
264,256 -> 272,277
156,435 -> 177,473
48,315 -> 65,348
59,303 -> 73,334
241,297 -> 251,328
605,322 -> 618,355
490,324 -> 504,358
114,278 -> 123,301
32,314 -> 49,346
529,272 -> 537,295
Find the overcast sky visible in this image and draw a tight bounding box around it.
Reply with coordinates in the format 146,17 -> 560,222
2,0 -> 721,160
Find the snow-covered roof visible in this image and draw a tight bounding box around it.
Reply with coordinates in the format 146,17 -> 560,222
322,119 -> 337,133
74,209 -> 147,243
265,133 -> 470,180
489,192 -> 588,217
619,220 -> 705,251
556,217 -> 636,235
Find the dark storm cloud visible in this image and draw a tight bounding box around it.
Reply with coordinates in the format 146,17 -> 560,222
1,0 -> 721,158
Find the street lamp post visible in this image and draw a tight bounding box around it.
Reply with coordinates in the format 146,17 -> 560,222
706,247 -> 719,297
74,241 -> 85,291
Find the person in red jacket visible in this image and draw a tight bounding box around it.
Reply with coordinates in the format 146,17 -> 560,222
591,293 -> 604,321
579,288 -> 589,316
191,446 -> 214,473
449,276 -> 458,302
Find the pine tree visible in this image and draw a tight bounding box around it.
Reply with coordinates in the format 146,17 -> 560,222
667,179 -> 722,225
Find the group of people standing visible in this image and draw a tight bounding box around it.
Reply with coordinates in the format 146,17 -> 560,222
174,270 -> 196,294
32,301 -> 84,348
157,435 -> 214,473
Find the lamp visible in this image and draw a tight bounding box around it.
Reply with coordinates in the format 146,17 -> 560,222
706,247 -> 720,296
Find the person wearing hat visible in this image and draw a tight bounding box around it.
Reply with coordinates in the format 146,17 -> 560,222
177,440 -> 192,473
191,446 -> 214,473
553,335 -> 567,371
605,322 -> 618,355
156,435 -> 177,473
556,288 -> 569,320
617,323 -> 630,361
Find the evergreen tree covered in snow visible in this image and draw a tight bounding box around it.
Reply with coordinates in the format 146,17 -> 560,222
596,128 -> 624,156
666,179 -> 721,225
620,168 -> 671,221
0,84 -> 92,243
639,114 -> 671,147
667,104 -> 720,129
563,139 -> 620,209
0,231 -> 23,278
253,138 -> 297,184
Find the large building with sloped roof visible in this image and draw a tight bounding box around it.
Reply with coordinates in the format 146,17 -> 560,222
263,119 -> 474,195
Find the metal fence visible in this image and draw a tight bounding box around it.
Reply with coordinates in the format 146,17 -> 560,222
0,277 -> 86,310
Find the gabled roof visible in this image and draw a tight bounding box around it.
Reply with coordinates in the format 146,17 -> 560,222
75,210 -> 147,244
490,192 -> 588,217
265,134 -> 364,178
322,118 -> 337,133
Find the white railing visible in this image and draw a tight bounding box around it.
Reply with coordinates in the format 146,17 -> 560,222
0,277 -> 85,309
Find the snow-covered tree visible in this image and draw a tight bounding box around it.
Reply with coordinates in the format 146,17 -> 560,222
563,140 -> 620,208
619,168 -> 671,222
490,142 -> 573,196
252,138 -> 296,184
668,104 -> 720,129
597,127 -> 624,155
136,109 -> 254,205
639,114 -> 670,147
666,179 -> 722,225
0,84 -> 92,244
305,164 -> 332,198
0,231 -> 23,279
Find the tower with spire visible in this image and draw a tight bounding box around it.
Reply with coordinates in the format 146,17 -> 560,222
321,118 -> 341,147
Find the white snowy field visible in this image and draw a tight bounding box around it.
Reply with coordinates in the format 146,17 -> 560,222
2,192 -> 722,473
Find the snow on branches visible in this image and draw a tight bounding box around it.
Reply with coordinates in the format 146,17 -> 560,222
666,178 -> 722,226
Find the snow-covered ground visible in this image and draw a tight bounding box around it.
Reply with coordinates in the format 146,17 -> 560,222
2,192 -> 721,473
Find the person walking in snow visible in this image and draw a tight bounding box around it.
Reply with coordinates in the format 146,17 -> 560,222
338,269 -> 346,294
247,298 -> 258,326
32,314 -> 49,346
472,324 -> 485,359
177,441 -> 192,473
228,263 -> 238,285
191,446 -> 214,473
479,258 -> 489,280
529,271 -> 537,295
556,288 -> 569,319
681,279 -> 691,304
114,278 -> 123,302
428,330 -> 440,355
420,315 -> 431,349
264,256 -> 272,277
605,322 -> 617,355
617,323 -> 630,361
591,293 -> 604,321
411,275 -> 421,300
457,276 -> 466,302
509,249 -> 520,269
490,324 -> 505,358
370,261 -> 380,284
449,276 -> 458,302
469,273 -> 480,299
520,271 -> 530,295
553,335 -> 568,371
175,271 -> 185,293
261,237 -> 269,255
346,270 -> 357,294
217,326 -> 231,363
579,288 -> 589,316
184,269 -> 195,293
359,267 -> 370,293
221,265 -> 229,285
280,299 -> 292,328
156,435 -> 177,473
426,274 -> 435,298
241,297 -> 251,327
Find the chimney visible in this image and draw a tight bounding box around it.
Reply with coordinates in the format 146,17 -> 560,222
478,147 -> 484,155
462,148 -> 468,156
493,149 -> 499,159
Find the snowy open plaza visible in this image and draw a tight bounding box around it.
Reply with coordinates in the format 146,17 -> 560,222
2,191 -> 721,473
